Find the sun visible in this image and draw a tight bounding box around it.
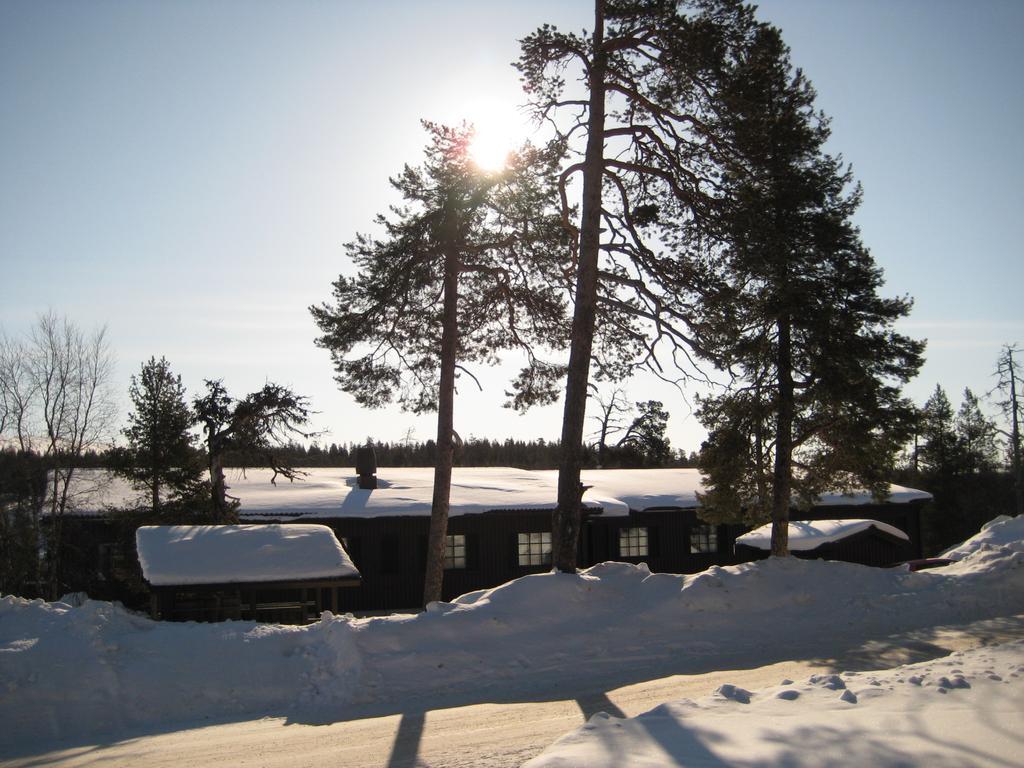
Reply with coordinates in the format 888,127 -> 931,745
468,130 -> 514,171
464,102 -> 528,171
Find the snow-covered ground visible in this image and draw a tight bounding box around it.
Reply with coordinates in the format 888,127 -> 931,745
526,641 -> 1024,768
1,516 -> 1023,766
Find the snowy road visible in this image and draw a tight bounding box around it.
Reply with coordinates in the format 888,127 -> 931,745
13,615 -> 1024,768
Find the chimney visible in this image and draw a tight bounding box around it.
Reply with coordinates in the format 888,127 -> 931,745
355,444 -> 378,490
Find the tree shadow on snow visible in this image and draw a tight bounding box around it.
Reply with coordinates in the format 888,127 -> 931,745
806,614 -> 1024,671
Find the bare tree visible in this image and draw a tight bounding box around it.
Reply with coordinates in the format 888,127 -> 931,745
588,386 -> 631,467
0,331 -> 36,451
994,344 -> 1023,517
7,313 -> 118,598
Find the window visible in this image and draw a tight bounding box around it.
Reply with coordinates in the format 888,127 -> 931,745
445,534 -> 467,569
618,526 -> 649,557
97,541 -> 124,577
518,531 -> 551,567
690,523 -> 718,554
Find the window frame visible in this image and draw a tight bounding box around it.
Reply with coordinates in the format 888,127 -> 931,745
444,533 -> 467,570
517,531 -> 552,567
618,526 -> 649,558
689,523 -> 718,554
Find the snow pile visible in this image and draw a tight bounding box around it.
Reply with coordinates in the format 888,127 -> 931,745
135,524 -> 359,585
525,641 -> 1024,768
0,596 -> 360,745
942,514 -> 1024,560
736,519 -> 910,551
2,526 -> 1022,756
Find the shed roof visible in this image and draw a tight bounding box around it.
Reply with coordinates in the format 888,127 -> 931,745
735,519 -> 911,552
135,524 -> 360,586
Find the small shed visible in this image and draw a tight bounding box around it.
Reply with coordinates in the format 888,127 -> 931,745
734,519 -> 914,567
136,524 -> 360,624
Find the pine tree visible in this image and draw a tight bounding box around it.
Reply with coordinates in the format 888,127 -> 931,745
918,385 -> 958,476
311,123 -> 568,606
616,400 -> 673,467
193,380 -> 313,522
693,24 -> 924,553
119,357 -> 202,514
954,388 -> 1000,474
517,0 -> 756,570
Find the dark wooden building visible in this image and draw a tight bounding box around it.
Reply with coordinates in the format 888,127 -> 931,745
136,524 -> 359,623
734,519 -> 917,567
231,467 -> 930,611
53,467 -> 931,615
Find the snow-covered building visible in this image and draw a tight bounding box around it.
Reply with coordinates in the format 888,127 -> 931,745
55,467 -> 931,613
734,519 -> 915,567
135,524 -> 360,623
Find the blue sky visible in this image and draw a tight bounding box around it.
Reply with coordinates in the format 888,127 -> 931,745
2,1 -> 1021,452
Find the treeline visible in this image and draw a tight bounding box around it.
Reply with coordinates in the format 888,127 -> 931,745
218,438 -> 701,471
0,437 -> 700,474
895,381 -> 1020,555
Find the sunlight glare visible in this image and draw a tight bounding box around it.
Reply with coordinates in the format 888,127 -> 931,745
464,102 -> 528,172
469,130 -> 513,171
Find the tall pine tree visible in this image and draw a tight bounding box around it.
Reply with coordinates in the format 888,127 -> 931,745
311,123 -> 568,605
693,24 -> 924,553
517,0 -> 756,570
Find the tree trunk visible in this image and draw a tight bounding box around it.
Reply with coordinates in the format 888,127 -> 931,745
151,472 -> 160,516
423,238 -> 460,606
209,443 -> 228,523
553,0 -> 606,573
770,314 -> 793,557
46,465 -> 63,600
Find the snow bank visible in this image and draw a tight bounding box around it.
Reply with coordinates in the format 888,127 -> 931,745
942,514 -> 1024,560
0,597 -> 360,747
525,640 -> 1024,768
736,519 -> 910,551
135,524 -> 359,586
2,525 -> 1022,755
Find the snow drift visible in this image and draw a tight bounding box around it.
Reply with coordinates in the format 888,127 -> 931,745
942,514 -> 1024,560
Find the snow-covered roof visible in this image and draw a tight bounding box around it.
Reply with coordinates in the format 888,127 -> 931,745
52,467 -> 931,520
736,519 -> 911,552
135,524 -> 360,586
237,467 -> 629,519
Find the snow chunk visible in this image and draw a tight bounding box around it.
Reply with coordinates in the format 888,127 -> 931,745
736,519 -> 909,552
942,515 -> 1024,560
135,524 -> 359,586
809,673 -> 847,690
715,684 -> 752,703
839,689 -> 858,704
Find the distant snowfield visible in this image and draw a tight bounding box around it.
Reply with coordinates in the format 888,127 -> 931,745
1,516 -> 1023,766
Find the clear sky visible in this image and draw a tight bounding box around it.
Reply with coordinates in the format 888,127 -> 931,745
2,0 -> 1021,453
